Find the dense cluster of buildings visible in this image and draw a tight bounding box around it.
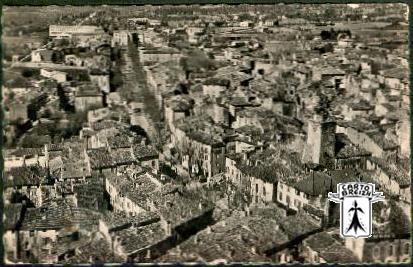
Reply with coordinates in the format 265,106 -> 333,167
2,4 -> 410,264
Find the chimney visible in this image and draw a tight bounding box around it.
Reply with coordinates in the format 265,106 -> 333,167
162,220 -> 172,236
242,153 -> 248,161
245,205 -> 250,217
251,246 -> 256,254
145,249 -> 151,259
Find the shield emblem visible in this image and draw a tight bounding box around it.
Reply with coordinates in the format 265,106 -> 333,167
328,182 -> 384,239
341,197 -> 371,238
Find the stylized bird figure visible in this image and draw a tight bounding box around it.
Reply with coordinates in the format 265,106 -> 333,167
346,200 -> 365,234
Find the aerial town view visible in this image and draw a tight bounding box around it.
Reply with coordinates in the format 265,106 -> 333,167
2,3 -> 411,264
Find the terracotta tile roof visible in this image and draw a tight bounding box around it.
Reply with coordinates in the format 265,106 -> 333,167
49,156 -> 64,173
87,148 -> 114,169
111,149 -> 136,165
20,200 -> 102,231
62,235 -> 123,264
6,147 -> 44,157
75,83 -> 102,97
294,172 -> 333,197
61,160 -> 90,179
305,232 -> 358,263
107,135 -> 131,149
101,211 -> 160,232
238,163 -> 289,183
89,120 -> 127,131
160,211 -> 286,262
204,78 -> 230,87
366,131 -> 398,150
382,67 -> 408,80
369,157 -> 410,186
187,130 -> 225,147
116,222 -> 166,254
132,144 -> 159,160
4,165 -> 48,187
73,180 -> 105,209
278,212 -> 320,240
151,188 -> 214,229
106,172 -> 161,208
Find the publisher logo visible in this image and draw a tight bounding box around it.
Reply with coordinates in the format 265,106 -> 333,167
328,182 -> 384,238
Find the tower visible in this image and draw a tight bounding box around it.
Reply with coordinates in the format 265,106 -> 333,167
304,113 -> 336,166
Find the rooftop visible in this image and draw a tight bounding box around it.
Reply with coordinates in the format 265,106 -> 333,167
101,211 -> 160,232
6,147 -> 44,158
278,212 -> 320,240
75,83 -> 102,97
4,165 -> 48,188
133,144 -> 158,160
20,200 -> 102,231
304,232 -> 359,263
159,211 -> 287,262
106,172 -> 161,208
151,188 -> 214,228
87,148 -> 115,169
366,131 -> 398,150
115,222 -> 166,255
369,157 -> 410,186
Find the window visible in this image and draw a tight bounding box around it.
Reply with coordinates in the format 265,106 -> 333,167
373,247 -> 379,257
263,187 -> 266,196
404,243 -> 410,254
256,184 -> 259,193
279,192 -> 283,201
71,232 -> 80,241
286,196 -> 290,206
388,245 -> 393,256
380,246 -> 385,257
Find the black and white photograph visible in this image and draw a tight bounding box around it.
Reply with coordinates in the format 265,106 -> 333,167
2,3 -> 411,264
